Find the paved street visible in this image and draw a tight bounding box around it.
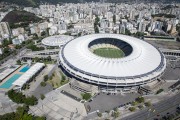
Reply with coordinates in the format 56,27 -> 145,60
0,47 -> 27,67
121,92 -> 180,120
0,91 -> 19,115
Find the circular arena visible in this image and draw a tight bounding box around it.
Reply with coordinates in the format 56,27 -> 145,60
41,35 -> 74,47
59,34 -> 166,87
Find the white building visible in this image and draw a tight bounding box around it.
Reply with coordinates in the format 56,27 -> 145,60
100,18 -> 109,29
49,26 -> 58,36
0,22 -> 11,38
0,48 -> 3,54
59,34 -> 166,89
12,28 -> 25,37
12,38 -> 23,45
119,24 -> 125,34
13,63 -> 45,89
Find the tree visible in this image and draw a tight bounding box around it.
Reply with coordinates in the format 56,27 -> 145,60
40,94 -> 45,100
113,14 -> 116,24
156,89 -> 164,94
114,111 -> 120,118
33,33 -> 39,39
2,39 -> 11,47
124,15 -> 129,20
16,105 -> 29,117
27,43 -> 44,51
34,57 -> 40,62
131,101 -> 138,106
112,108 -> 120,118
3,47 -> 10,54
95,15 -> 100,25
67,24 -> 74,29
16,60 -> 21,65
81,93 -> 92,100
44,75 -> 48,82
41,31 -> 46,36
8,89 -> 25,103
136,96 -> 145,103
78,32 -> 82,36
0,105 -> 46,120
0,112 -> 16,120
24,95 -> 38,106
61,74 -> 66,82
7,90 -> 38,106
144,102 -> 151,107
138,105 -> 144,109
134,32 -> 145,38
94,25 -> 99,33
125,28 -> 131,35
94,15 -> 100,33
97,112 -> 102,117
47,56 -> 51,61
40,82 -> 46,87
129,107 -> 136,112
15,45 -> 22,49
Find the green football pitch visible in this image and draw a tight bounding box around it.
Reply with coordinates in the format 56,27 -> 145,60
93,48 -> 125,58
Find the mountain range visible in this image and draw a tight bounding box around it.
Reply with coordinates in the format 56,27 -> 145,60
1,0 -> 180,7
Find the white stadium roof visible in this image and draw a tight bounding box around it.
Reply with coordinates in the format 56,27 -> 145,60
59,34 -> 166,86
41,35 -> 74,47
13,63 -> 45,88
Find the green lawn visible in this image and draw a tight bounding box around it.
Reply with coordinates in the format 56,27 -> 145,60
93,48 -> 125,58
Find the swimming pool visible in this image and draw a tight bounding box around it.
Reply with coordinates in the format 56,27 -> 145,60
19,65 -> 30,73
0,74 -> 22,89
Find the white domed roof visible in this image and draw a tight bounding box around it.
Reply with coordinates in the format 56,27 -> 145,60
62,34 -> 163,77
42,35 -> 74,47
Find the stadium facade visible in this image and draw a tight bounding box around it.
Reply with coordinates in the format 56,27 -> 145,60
59,34 -> 166,90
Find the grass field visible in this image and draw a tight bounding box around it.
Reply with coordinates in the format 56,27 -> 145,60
93,47 -> 125,58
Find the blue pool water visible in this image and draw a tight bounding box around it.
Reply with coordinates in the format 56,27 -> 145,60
0,74 -> 22,89
19,65 -> 30,72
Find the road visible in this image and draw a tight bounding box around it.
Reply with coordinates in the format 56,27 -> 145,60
0,46 -> 27,67
122,92 -> 180,120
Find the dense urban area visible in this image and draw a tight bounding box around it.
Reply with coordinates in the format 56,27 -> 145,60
0,1 -> 180,120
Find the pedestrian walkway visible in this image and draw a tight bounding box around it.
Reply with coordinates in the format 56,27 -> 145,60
29,88 -> 87,120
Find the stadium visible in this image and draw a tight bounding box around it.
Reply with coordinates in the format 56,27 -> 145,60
41,35 -> 74,47
59,34 -> 166,89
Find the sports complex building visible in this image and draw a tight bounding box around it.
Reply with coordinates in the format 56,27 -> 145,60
41,35 -> 74,47
59,34 -> 167,91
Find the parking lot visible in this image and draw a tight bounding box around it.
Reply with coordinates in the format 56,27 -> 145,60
85,92 -> 140,113
162,60 -> 180,80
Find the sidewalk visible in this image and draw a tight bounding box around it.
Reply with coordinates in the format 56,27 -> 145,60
23,64 -> 55,96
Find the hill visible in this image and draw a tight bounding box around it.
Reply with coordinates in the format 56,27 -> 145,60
2,0 -> 180,7
3,0 -> 36,7
1,10 -> 42,28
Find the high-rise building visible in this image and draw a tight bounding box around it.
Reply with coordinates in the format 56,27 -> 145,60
119,24 -> 125,34
100,18 -> 109,29
0,22 -> 11,38
130,10 -> 135,20
138,20 -> 146,32
0,48 -> 3,55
